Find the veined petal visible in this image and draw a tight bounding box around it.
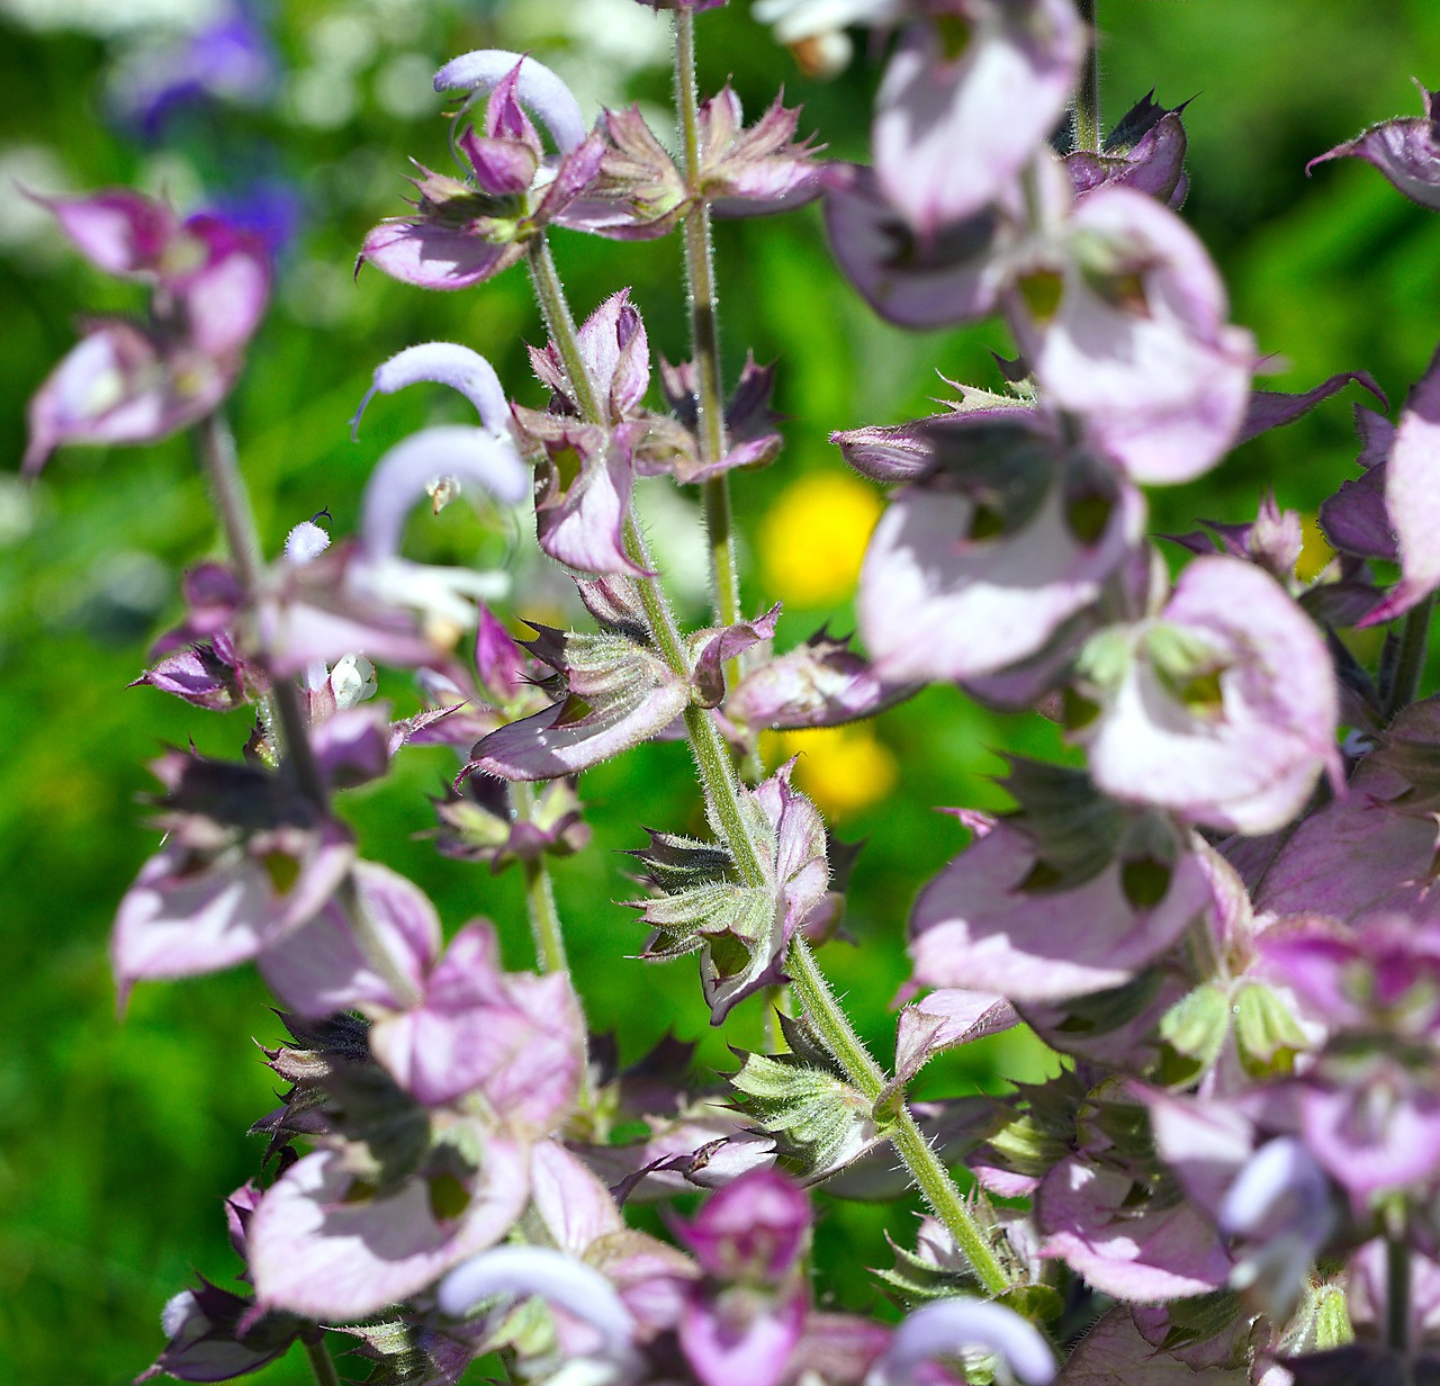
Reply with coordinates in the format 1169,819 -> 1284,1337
433,50 -> 587,156
23,321 -> 230,474
358,219 -> 525,292
466,669 -> 690,782
248,1141 -> 529,1319
859,473 -> 1146,683
910,820 -> 1212,1002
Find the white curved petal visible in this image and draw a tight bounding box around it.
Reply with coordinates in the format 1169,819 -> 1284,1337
351,342 -> 510,440
438,1245 -> 637,1355
871,1297 -> 1055,1386
361,424 -> 528,564
433,50 -> 587,155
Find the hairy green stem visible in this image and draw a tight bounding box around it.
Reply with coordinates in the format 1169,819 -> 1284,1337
195,412 -> 328,809
1385,593 -> 1434,721
673,11 -> 743,658
1074,0 -> 1101,154
785,936 -> 1011,1295
193,412 -> 421,1009
527,235 -> 1005,1293
528,230 -> 765,880
527,239 -> 605,426
515,783 -> 569,975
304,1336 -> 342,1386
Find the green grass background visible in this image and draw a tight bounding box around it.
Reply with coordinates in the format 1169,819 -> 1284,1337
2,0 -> 1439,1379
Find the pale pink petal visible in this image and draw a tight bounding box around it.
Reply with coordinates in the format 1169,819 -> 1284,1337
1086,556 -> 1339,835
1056,1307 -> 1250,1384
257,860 -> 442,1018
859,476 -> 1146,682
873,0 -> 1084,233
112,826 -> 354,1009
1038,1158 -> 1232,1301
33,187 -> 176,276
248,1141 -> 528,1319
1359,343 -> 1440,624
1031,188 -> 1254,485
530,1141 -> 625,1255
910,821 -> 1212,1002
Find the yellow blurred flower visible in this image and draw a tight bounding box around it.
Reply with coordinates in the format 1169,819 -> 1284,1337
762,724 -> 898,819
759,472 -> 882,607
1296,511 -> 1335,583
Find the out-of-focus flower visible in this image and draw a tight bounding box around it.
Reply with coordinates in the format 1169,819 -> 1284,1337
23,189 -> 269,474
108,2 -> 276,138
873,0 -> 1085,234
369,920 -> 585,1127
1016,186 -> 1255,485
760,472 -> 881,607
676,1171 -> 814,1386
1220,1136 -> 1340,1319
754,0 -> 907,78
763,726 -> 898,818
1074,555 -> 1340,835
111,749 -> 355,1010
823,161 -> 1017,329
1355,344 -> 1440,625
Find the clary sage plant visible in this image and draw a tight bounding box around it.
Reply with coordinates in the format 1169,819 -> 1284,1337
24,0 -> 1440,1382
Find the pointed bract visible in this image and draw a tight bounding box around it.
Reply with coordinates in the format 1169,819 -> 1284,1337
1309,82 -> 1440,211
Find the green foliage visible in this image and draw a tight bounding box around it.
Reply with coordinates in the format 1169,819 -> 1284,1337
5,1 -> 1440,1380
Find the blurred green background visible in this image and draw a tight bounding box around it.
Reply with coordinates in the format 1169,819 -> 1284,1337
2,0 -> 1439,1380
